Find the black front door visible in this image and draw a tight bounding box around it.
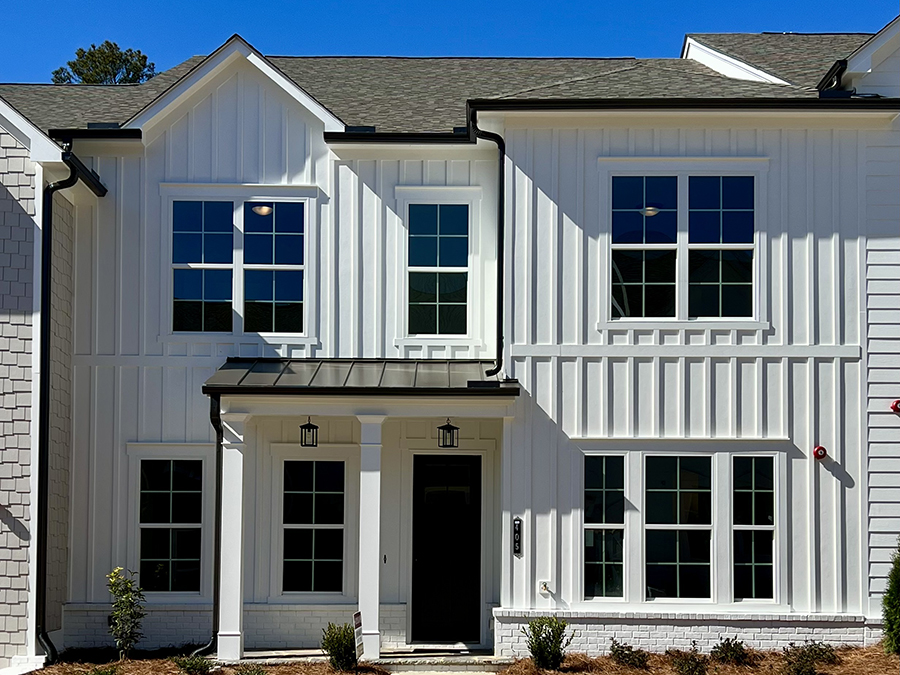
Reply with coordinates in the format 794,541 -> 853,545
410,454 -> 481,643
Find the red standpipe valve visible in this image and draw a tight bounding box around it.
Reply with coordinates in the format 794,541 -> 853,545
814,446 -> 827,460
891,400 -> 900,414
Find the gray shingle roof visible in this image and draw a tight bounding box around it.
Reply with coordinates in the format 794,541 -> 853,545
687,32 -> 874,88
0,47 -> 840,135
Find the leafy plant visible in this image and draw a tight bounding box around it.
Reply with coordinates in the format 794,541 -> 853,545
321,622 -> 358,671
884,537 -> 900,654
233,665 -> 268,675
666,642 -> 708,675
780,642 -> 838,675
609,638 -> 650,669
89,666 -> 118,675
52,41 -> 156,84
172,655 -> 212,675
710,637 -> 752,665
106,568 -> 146,660
521,616 -> 573,670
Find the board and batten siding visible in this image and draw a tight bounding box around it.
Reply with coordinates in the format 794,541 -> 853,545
497,117 -> 898,618
66,63 -> 498,605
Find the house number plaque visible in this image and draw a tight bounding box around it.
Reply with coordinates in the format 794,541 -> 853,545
513,517 -> 523,558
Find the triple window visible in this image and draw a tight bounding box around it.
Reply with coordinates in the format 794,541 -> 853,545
171,200 -> 305,333
610,175 -> 755,320
582,454 -> 776,602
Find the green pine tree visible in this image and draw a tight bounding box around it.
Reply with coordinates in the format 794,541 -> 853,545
884,537 -> 900,654
52,42 -> 155,84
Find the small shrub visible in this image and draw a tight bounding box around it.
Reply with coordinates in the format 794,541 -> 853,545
710,637 -> 752,665
521,616 -> 573,670
884,537 -> 900,654
233,665 -> 268,675
321,622 -> 358,672
666,642 -> 707,675
172,654 -> 212,675
780,642 -> 839,675
106,568 -> 146,660
609,638 -> 650,669
89,666 -> 118,675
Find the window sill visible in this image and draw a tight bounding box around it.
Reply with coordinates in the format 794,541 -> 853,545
394,336 -> 486,349
596,320 -> 770,332
266,594 -> 353,605
162,333 -> 321,347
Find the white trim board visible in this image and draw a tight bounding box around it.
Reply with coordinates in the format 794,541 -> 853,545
681,38 -> 792,86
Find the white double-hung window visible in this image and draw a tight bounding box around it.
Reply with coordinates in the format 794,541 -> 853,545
606,167 -> 760,322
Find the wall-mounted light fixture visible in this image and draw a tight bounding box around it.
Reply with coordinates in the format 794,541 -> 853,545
300,416 -> 319,447
437,418 -> 459,448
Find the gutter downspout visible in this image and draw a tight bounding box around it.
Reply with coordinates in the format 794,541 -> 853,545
469,108 -> 506,378
193,394 -> 223,657
37,147 -> 107,663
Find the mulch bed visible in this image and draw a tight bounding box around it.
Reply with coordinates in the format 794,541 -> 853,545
32,645 -> 900,675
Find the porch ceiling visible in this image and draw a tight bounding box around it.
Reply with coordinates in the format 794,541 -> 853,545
202,358 -> 520,397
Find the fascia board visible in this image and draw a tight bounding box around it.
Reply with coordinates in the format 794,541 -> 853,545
845,16 -> 900,75
124,37 -> 344,135
0,97 -> 62,163
682,37 -> 792,86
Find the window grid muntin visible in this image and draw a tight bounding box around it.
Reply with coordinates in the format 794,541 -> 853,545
172,201 -> 235,333
282,460 -> 345,594
407,203 -> 469,336
644,456 -> 712,599
608,174 -> 757,322
139,459 -> 202,593
733,456 -> 775,600
583,455 -> 625,599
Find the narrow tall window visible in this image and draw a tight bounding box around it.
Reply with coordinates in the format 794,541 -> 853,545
688,176 -> 754,317
408,204 -> 468,335
283,460 -> 345,593
243,202 -> 305,333
584,456 -> 625,598
139,459 -> 202,592
733,456 -> 774,599
610,176 -> 677,318
172,201 -> 233,332
645,457 -> 712,599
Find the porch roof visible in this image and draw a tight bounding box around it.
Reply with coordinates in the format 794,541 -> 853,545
202,358 -> 520,397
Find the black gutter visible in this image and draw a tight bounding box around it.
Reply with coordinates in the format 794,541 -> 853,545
48,128 -> 142,141
193,395 -> 224,657
468,97 -> 900,111
324,131 -> 474,144
201,385 -> 519,397
37,148 -> 107,664
467,108 -> 506,378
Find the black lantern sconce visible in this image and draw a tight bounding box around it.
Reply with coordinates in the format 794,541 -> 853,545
300,416 -> 319,447
437,418 -> 459,449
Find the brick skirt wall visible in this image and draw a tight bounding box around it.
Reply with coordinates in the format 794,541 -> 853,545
62,604 -> 408,651
493,610 -> 883,657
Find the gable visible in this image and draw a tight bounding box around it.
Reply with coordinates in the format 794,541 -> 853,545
845,16 -> 900,97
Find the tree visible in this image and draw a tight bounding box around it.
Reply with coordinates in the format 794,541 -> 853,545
884,537 -> 900,656
52,41 -> 155,84
107,567 -> 146,660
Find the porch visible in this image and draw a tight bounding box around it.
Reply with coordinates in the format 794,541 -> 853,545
201,359 -> 519,661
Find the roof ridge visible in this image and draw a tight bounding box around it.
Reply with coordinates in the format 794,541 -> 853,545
268,54 -> 639,61
496,62 -> 645,98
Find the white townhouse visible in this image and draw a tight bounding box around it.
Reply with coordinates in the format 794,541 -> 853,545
0,15 -> 898,673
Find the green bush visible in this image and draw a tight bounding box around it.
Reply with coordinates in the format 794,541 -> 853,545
88,666 -> 118,675
666,642 -> 707,675
106,568 -> 146,660
780,642 -> 838,675
172,655 -> 212,675
521,616 -> 573,670
884,537 -> 900,654
710,637 -> 752,665
321,622 -> 358,671
233,665 -> 268,675
609,638 -> 649,669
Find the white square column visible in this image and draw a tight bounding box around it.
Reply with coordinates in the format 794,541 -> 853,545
357,415 -> 385,660
218,414 -> 249,661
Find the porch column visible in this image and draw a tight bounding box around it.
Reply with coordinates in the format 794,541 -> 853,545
218,414 -> 249,661
357,415 -> 385,660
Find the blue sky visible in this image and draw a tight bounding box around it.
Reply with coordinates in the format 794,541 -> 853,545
3,0 -> 896,83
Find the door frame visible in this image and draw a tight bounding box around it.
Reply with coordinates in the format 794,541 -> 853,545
400,442 -> 496,649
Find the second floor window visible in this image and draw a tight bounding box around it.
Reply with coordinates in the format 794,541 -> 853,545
610,174 -> 755,321
408,204 -> 469,336
171,200 -> 305,334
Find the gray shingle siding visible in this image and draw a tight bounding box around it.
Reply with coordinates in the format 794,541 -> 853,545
0,127 -> 35,669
